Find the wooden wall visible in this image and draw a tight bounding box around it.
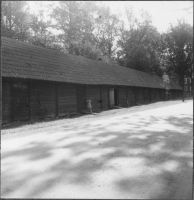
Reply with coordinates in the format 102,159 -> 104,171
2,82 -> 11,124
127,87 -> 135,107
174,90 -> 177,99
175,90 -> 180,99
150,89 -> 156,103
118,87 -> 128,107
58,83 -> 77,116
159,89 -> 165,101
12,82 -> 29,121
135,88 -> 144,105
86,85 -> 101,111
0,67 -> 1,125
30,82 -> 55,119
77,85 -> 87,112
170,91 -> 172,100
101,86 -> 109,110
155,89 -> 160,102
179,90 -> 182,98
2,78 -> 182,125
173,90 -> 178,100
170,90 -> 173,100
144,88 -> 150,104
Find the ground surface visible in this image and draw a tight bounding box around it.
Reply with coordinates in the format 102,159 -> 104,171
1,100 -> 193,199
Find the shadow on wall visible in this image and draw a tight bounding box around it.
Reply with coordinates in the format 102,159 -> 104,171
1,112 -> 193,198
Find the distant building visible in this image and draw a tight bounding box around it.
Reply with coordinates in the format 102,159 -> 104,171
184,77 -> 193,97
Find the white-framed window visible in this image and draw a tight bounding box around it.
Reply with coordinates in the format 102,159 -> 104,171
184,86 -> 187,91
190,86 -> 192,91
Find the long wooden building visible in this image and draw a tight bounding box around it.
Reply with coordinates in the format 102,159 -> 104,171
1,37 -> 182,124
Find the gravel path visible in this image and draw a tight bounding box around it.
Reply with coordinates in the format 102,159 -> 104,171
1,99 -> 193,199
1,99 -> 188,139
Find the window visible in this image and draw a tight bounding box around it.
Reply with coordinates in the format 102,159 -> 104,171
184,86 -> 187,91
190,86 -> 192,91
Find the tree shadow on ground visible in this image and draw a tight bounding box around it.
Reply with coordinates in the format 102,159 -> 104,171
1,108 -> 193,199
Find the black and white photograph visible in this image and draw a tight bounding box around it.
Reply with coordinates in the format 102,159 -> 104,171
1,1 -> 193,199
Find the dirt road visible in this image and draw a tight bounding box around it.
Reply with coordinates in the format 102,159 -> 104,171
1,100 -> 193,199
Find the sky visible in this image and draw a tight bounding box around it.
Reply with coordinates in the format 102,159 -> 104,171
105,1 -> 193,33
27,1 -> 193,33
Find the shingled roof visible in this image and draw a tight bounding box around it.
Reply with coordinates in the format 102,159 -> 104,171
1,36 -> 181,90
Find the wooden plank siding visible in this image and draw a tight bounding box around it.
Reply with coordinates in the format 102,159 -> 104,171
175,90 -> 180,99
86,85 -> 101,111
2,81 -> 11,124
58,83 -> 77,117
12,82 -> 29,121
77,85 -> 87,112
127,87 -> 135,107
159,89 -> 165,101
0,68 -> 1,125
101,86 -> 109,110
2,78 -> 182,125
173,90 -> 176,99
174,90 -> 177,99
170,90 -> 174,100
144,88 -> 150,104
150,89 -> 156,103
30,82 -> 56,119
135,88 -> 145,105
155,89 -> 160,102
118,87 -> 128,107
173,90 -> 175,99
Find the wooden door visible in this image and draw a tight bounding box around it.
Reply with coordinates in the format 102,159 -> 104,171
109,88 -> 119,107
109,88 -> 115,107
77,85 -> 87,112
101,87 -> 109,110
58,83 -> 77,116
86,86 -> 101,111
118,87 -> 127,107
2,82 -> 11,124
127,87 -> 135,106
144,88 -> 150,104
12,82 -> 29,121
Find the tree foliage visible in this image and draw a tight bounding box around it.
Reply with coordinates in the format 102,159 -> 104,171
70,41 -> 102,60
162,72 -> 171,91
1,1 -> 193,81
94,4 -> 121,61
117,8 -> 163,75
51,1 -> 97,54
163,20 -> 193,86
1,1 -> 30,41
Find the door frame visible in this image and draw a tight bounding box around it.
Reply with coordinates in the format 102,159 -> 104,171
109,87 -> 118,108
